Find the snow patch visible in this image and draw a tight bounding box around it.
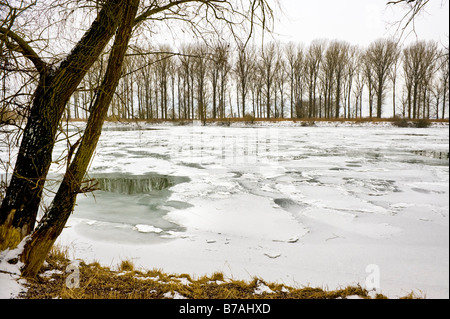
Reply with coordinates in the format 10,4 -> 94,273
254,281 -> 274,295
163,291 -> 187,299
133,224 -> 163,234
0,237 -> 29,299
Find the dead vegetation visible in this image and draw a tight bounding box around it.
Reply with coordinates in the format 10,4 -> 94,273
18,245 -> 422,300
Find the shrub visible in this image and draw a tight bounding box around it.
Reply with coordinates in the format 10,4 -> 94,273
243,114 -> 255,124
414,118 -> 431,128
392,117 -> 411,128
218,119 -> 231,127
301,120 -> 316,127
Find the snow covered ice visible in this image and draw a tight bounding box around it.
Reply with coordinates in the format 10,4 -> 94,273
58,122 -> 449,298
2,121 -> 449,298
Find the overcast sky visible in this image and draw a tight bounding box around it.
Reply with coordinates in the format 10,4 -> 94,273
270,0 -> 449,46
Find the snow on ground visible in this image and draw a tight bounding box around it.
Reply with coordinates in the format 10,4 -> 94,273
0,240 -> 29,299
1,121 -> 449,298
0,272 -> 25,299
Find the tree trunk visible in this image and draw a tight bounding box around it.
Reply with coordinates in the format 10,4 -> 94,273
392,78 -> 396,118
20,0 -> 139,278
335,79 -> 341,119
377,81 -> 383,118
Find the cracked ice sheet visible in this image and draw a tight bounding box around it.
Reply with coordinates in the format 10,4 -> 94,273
45,123 -> 449,299
165,193 -> 309,242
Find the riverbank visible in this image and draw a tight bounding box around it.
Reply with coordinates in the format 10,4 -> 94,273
4,245 -> 419,299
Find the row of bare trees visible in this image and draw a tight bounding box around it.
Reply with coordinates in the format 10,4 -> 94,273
57,38 -> 449,122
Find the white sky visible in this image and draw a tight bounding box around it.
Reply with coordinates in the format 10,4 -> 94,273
270,0 -> 449,46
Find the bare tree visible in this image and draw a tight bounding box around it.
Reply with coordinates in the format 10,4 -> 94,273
437,46 -> 449,119
318,41 -> 349,119
179,45 -> 194,120
20,0 -> 141,277
235,42 -> 255,117
250,54 -> 264,118
0,0 -> 274,277
364,39 -> 399,118
402,40 -> 439,119
343,45 -> 359,118
260,42 -> 277,119
216,44 -> 231,119
274,45 -> 287,118
285,42 -> 304,119
305,40 -> 325,118
332,41 -> 349,118
362,48 -> 376,118
209,44 -> 220,119
192,43 -> 209,121
389,44 -> 402,117
153,45 -> 175,120
0,0 -> 129,241
352,52 -> 365,118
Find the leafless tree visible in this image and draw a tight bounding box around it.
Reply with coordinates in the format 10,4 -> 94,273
332,41 -> 349,118
235,42 -> 255,117
343,45 -> 359,118
274,45 -> 287,118
215,43 -> 231,119
0,0 -> 275,277
192,43 -> 209,121
365,39 -> 399,118
250,53 -> 264,118
285,42 -> 304,119
352,53 -> 365,118
305,40 -> 325,118
362,48 -> 376,118
320,40 -> 350,118
436,46 -> 449,119
389,44 -> 402,117
402,40 -> 439,119
260,42 -> 277,118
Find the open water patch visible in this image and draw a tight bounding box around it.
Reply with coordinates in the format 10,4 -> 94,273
94,172 -> 190,195
71,172 -> 191,244
412,150 -> 449,160
273,198 -> 308,213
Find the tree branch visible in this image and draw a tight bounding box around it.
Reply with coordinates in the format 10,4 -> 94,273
386,0 -> 431,40
0,27 -> 47,75
134,0 -> 197,25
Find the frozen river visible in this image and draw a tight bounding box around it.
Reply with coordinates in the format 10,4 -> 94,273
41,122 -> 449,297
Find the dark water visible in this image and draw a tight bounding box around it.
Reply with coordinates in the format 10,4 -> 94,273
412,150 -> 449,160
93,173 -> 190,195
71,172 -> 192,243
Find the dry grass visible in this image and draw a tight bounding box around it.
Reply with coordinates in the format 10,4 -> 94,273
17,246 -> 416,300
0,224 -> 21,251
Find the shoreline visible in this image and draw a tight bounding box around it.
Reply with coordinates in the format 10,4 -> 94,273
65,117 -> 450,128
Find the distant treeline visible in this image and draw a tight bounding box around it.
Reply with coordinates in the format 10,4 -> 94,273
2,39 -> 449,123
